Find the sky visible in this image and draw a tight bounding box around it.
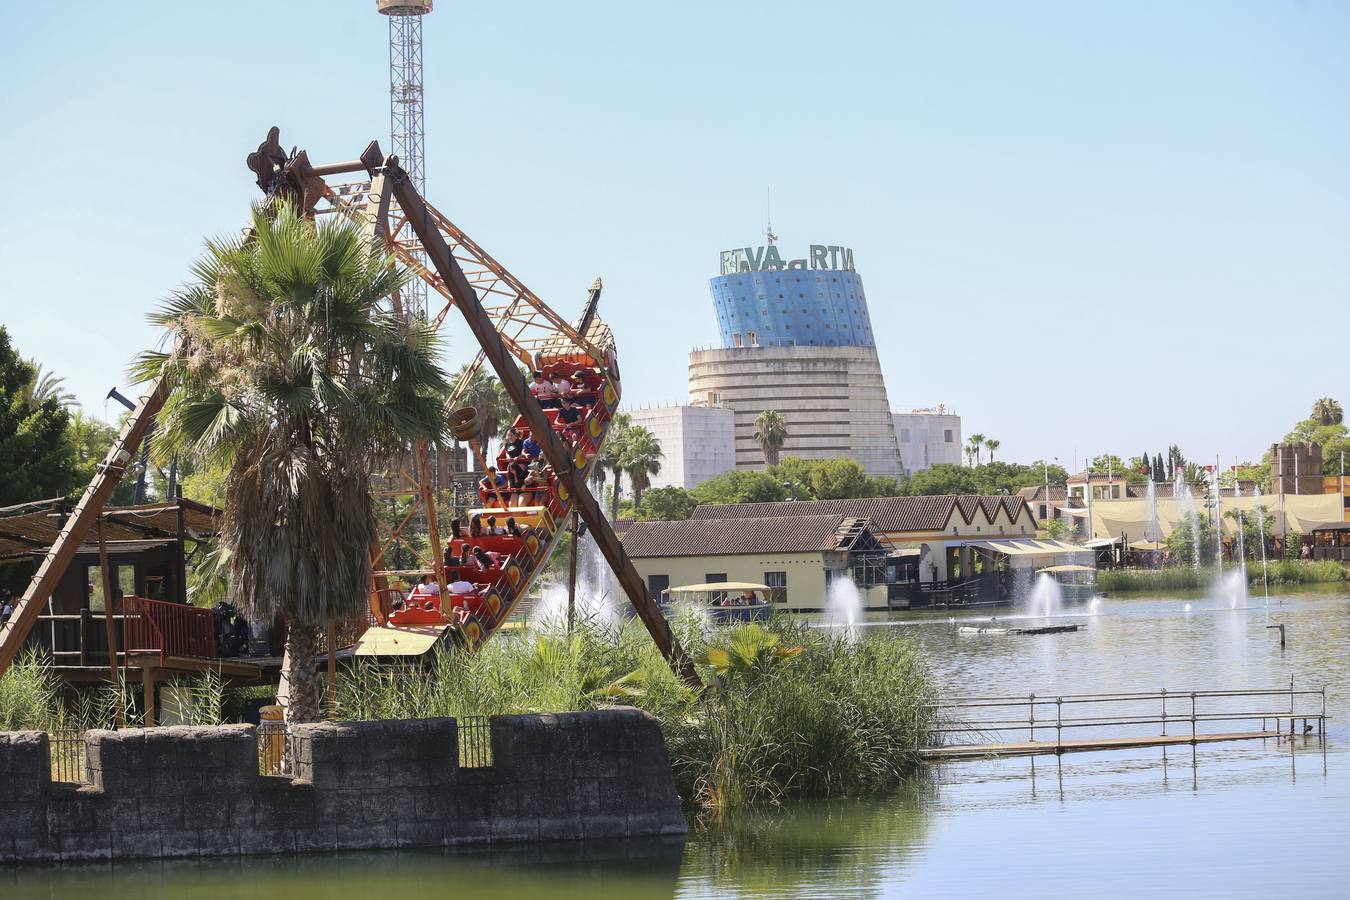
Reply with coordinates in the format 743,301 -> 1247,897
1,1 -> 1346,471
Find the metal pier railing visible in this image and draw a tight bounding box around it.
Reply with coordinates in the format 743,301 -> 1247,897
923,678 -> 1327,759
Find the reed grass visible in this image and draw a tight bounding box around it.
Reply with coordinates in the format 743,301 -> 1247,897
332,614 -> 936,814
1098,561 -> 1346,594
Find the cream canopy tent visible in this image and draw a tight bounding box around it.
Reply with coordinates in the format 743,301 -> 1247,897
1088,494 -> 1343,542
663,582 -> 771,594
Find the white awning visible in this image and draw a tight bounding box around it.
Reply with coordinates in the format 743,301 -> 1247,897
1082,537 -> 1121,549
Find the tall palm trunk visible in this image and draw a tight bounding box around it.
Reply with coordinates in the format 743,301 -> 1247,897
277,622 -> 323,731
609,466 -> 623,521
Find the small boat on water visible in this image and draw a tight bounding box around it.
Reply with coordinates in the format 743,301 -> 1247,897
959,623 -> 1085,636
1037,563 -> 1099,603
662,582 -> 774,624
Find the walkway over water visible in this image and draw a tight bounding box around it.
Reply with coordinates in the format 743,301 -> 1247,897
923,683 -> 1327,760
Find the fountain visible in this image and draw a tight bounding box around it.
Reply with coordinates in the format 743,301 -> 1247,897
1173,471 -> 1201,568
1145,479 -> 1160,543
824,574 -> 863,641
1026,572 -> 1064,619
532,534 -> 621,634
1253,486 -> 1271,603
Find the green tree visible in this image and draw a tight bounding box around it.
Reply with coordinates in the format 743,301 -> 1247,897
809,457 -> 868,500
753,409 -> 788,467
0,327 -> 76,506
452,362 -> 516,463
593,412 -> 630,521
134,202 -> 448,728
1277,409 -> 1350,477
690,469 -> 788,506
769,457 -> 820,500
967,433 -> 986,466
621,426 -> 663,509
67,410 -> 136,506
904,464 -> 980,496
1312,397 -> 1343,427
984,437 -> 1000,463
21,359 -> 76,409
864,474 -> 906,497
636,486 -> 696,521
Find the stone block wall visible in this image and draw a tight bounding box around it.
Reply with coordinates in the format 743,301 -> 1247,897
0,707 -> 684,863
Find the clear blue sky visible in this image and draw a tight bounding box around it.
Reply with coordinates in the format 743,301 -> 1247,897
2,1 -> 1346,470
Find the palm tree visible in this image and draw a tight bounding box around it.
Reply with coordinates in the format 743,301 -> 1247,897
1312,397 -> 1343,427
593,412 -> 631,521
622,426 -> 663,510
984,438 -> 1000,462
453,363 -> 515,451
135,202 -> 448,728
21,359 -> 75,408
753,409 -> 788,467
967,433 -> 986,466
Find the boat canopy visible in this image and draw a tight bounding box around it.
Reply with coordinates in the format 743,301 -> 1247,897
663,581 -> 770,594
1038,564 -> 1096,574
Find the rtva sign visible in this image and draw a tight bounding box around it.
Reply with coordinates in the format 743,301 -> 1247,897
720,244 -> 856,276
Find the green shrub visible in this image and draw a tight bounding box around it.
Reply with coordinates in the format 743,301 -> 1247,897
332,615 -> 936,814
1099,561 -> 1346,594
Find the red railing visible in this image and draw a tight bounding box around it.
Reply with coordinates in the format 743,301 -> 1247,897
122,596 -> 217,665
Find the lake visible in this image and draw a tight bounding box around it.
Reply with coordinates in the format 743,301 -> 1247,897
4,585 -> 1346,898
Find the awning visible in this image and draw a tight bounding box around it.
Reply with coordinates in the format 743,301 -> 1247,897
1059,507 -> 1089,517
889,548 -> 922,558
970,540 -> 1073,557
1129,540 -> 1165,551
664,581 -> 770,594
352,624 -> 450,657
1083,537 -> 1121,549
1039,564 -> 1096,573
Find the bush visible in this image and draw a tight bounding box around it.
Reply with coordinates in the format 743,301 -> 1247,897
331,615 -> 936,814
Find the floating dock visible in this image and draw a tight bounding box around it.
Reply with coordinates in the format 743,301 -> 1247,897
958,623 -> 1084,635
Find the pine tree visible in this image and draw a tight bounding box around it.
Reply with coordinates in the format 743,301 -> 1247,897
0,327 -> 77,506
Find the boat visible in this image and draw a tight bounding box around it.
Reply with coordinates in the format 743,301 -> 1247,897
662,582 -> 774,624
1036,563 -> 1099,603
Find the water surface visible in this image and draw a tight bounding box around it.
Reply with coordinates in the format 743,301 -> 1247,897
4,587 -> 1346,898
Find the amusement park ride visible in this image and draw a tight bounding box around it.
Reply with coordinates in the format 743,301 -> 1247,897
0,131 -> 701,690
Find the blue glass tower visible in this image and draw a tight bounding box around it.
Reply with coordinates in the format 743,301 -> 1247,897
709,268 -> 875,349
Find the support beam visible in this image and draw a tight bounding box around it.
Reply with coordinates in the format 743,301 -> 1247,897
0,378 -> 170,677
97,520 -> 125,728
386,162 -> 701,689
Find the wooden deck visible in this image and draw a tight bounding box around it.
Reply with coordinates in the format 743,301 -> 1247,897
921,730 -> 1286,760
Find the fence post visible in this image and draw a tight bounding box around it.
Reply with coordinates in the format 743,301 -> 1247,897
1190,692 -> 1196,742
1160,687 -> 1167,736
1056,696 -> 1062,749
1028,692 -> 1036,742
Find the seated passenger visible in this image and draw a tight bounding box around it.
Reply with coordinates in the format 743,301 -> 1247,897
530,371 -> 560,409
459,544 -> 474,568
444,538 -> 456,568
449,579 -> 475,595
570,369 -> 596,405
469,514 -> 483,538
552,373 -> 572,402
557,397 -> 582,440
472,546 -> 493,570
449,518 -> 463,540
480,467 -> 507,494
506,517 -> 524,538
522,435 -> 542,461
507,459 -> 529,490
502,427 -> 524,461
411,574 -> 440,598
486,516 -> 506,536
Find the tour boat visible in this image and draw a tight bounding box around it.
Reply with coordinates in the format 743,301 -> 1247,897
662,582 -> 774,624
1036,563 -> 1099,604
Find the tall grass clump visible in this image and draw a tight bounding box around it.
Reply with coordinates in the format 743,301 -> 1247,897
1099,561 -> 1346,594
0,650 -> 66,731
332,614 -> 936,815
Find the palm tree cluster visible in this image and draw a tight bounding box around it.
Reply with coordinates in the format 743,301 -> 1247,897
964,434 -> 1000,466
591,413 -> 665,518
135,202 -> 449,726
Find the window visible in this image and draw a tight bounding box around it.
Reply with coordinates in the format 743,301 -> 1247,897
87,564 -> 136,611
944,429 -> 953,443
900,428 -> 911,442
647,574 -> 669,601
764,571 -> 787,604
733,333 -> 743,347
747,330 -> 759,346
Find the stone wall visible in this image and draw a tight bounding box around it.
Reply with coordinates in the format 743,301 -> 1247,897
0,708 -> 684,863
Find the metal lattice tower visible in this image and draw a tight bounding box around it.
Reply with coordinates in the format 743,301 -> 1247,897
379,0 -> 432,316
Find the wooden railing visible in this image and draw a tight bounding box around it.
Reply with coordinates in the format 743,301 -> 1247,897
122,596 -> 216,665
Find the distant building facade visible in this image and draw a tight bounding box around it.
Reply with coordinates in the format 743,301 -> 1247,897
892,407 -> 962,475
688,241 -> 903,478
625,405 -> 736,490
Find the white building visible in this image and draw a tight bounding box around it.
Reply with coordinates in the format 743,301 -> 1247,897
892,407 -> 962,475
688,344 -> 904,479
625,404 -> 736,490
